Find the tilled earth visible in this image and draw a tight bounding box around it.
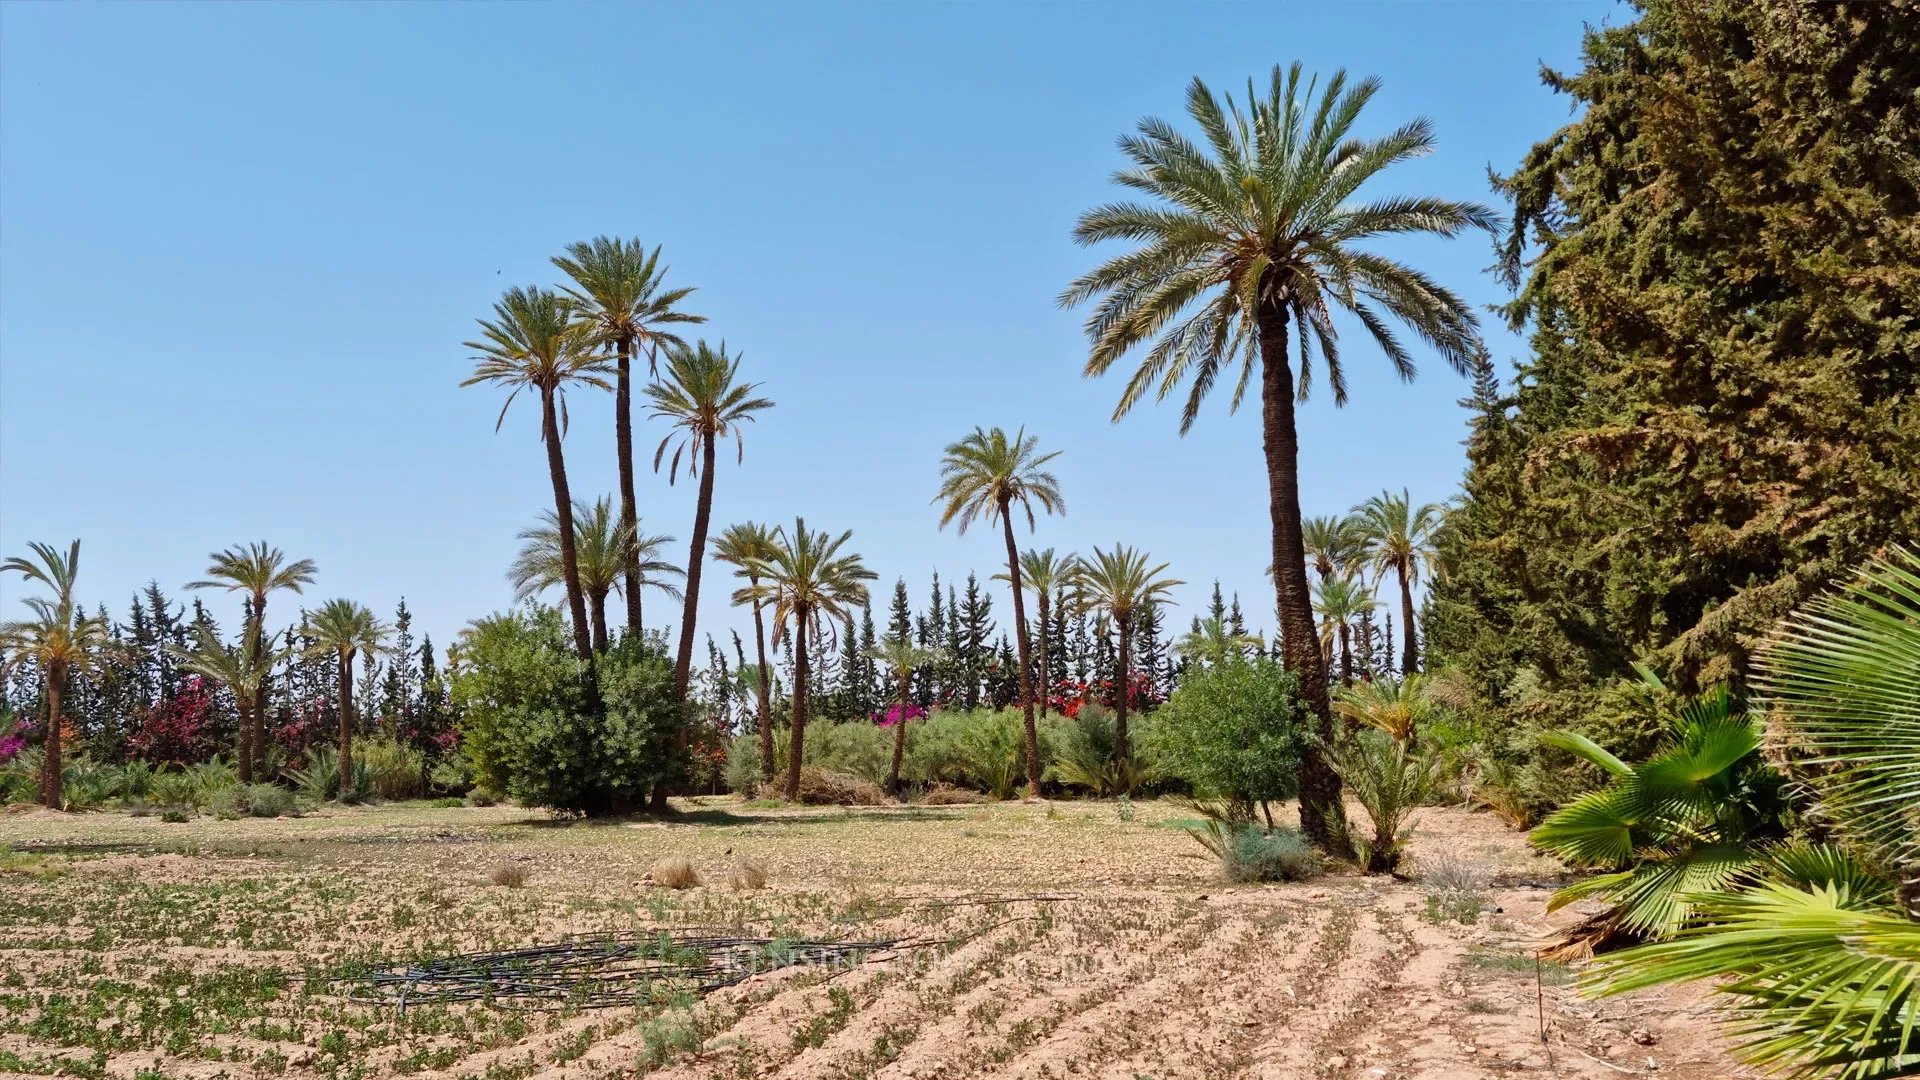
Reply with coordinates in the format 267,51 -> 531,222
0,798 -> 1746,1080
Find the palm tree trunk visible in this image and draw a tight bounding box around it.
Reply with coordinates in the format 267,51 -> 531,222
337,649 -> 354,798
237,693 -> 255,785
251,592 -> 270,784
888,670 -> 910,797
1114,613 -> 1133,765
1257,300 -> 1346,850
998,500 -> 1042,798
539,386 -> 594,661
750,587 -> 773,784
1338,622 -> 1353,686
616,335 -> 644,638
673,437 -> 717,698
783,611 -> 811,801
590,589 -> 610,654
38,666 -> 64,809
1036,594 -> 1050,718
1396,563 -> 1418,675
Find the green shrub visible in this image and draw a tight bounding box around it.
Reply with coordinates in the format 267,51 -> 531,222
428,755 -> 472,796
453,607 -> 686,815
357,736 -> 425,800
210,783 -> 298,819
802,721 -> 892,786
148,772 -> 198,812
724,737 -> 764,796
1325,729 -> 1441,873
1049,705 -> 1156,796
1149,658 -> 1308,818
58,757 -> 121,811
1186,813 -> 1320,883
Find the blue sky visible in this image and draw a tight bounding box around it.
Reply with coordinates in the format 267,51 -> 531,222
0,1 -> 1617,654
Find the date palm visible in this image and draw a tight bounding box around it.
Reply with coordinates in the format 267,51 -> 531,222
1351,488 -> 1442,674
869,637 -> 943,796
936,426 -> 1065,799
1068,545 -> 1182,765
1173,616 -> 1264,665
302,600 -> 390,795
646,341 -> 775,701
187,541 -> 317,781
1,541 -> 114,808
511,497 -> 682,653
713,522 -> 779,783
733,518 -> 875,801
1303,514 -> 1366,582
171,622 -> 289,785
461,286 -> 611,662
993,548 -> 1068,716
552,237 -> 704,637
1312,575 -> 1375,687
1062,63 -> 1492,846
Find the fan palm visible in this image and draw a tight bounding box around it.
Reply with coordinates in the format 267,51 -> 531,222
993,548 -> 1069,716
646,341 -> 775,700
712,522 -> 780,783
733,518 -> 875,801
1350,489 -> 1443,674
302,599 -> 390,794
511,497 -> 682,653
553,237 -> 704,638
1588,551 -> 1920,1078
1172,615 -> 1264,665
869,636 -> 943,796
187,541 -> 317,781
936,427 -> 1066,798
462,286 -> 611,661
1302,514 -> 1366,582
1068,545 -> 1182,765
1062,64 -> 1492,846
0,541 -> 114,808
1312,575 -> 1375,686
170,623 -> 290,785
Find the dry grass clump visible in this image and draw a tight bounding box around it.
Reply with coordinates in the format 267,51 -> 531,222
728,860 -> 768,891
793,766 -> 886,806
648,855 -> 703,889
489,862 -> 529,888
919,782 -> 986,805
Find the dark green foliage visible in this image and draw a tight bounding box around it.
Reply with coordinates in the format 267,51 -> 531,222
451,606 -> 684,814
1149,658 -> 1307,816
1186,817 -> 1320,883
1429,0 -> 1920,813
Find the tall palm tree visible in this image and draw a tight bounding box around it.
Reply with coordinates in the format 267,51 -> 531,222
1068,545 -> 1182,765
1303,514 -> 1366,583
646,341 -> 775,700
712,522 -> 779,783
869,636 -> 943,796
733,518 -> 875,801
1313,575 -> 1375,687
1351,489 -> 1443,674
936,427 -> 1065,799
993,548 -> 1068,716
552,238 -> 705,638
1173,616 -> 1264,665
0,541 -> 113,808
462,286 -> 611,662
1062,64 -> 1492,846
302,600 -> 390,793
172,623 -> 286,782
510,497 -> 682,653
187,541 -> 317,782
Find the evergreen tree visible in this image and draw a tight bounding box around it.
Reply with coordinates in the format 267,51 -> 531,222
1134,600 -> 1167,707
944,584 -> 964,706
959,574 -> 994,710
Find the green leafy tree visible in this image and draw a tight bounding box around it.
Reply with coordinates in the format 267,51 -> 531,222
302,600 -> 390,796
187,541 -> 317,781
1152,656 -> 1308,825
1068,546 -> 1182,764
1350,489 -> 1442,674
1,542 -> 115,807
1062,65 -> 1492,846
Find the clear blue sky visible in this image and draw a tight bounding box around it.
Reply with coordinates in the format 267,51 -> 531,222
0,1 -> 1617,654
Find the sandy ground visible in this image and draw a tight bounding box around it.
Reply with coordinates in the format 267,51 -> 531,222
0,797 -> 1748,1080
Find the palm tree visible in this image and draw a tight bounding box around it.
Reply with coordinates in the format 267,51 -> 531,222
1312,575 -> 1375,687
510,497 -> 683,653
712,522 -> 779,783
1302,514 -> 1366,583
1062,64 -> 1492,846
1334,674 -> 1432,743
733,518 -> 875,801
463,286 -> 611,661
646,341 -> 775,700
552,237 -> 705,638
187,541 -> 317,782
869,636 -> 943,796
1068,545 -> 1182,765
1173,616 -> 1264,665
302,600 -> 390,794
0,541 -> 113,808
172,623 -> 286,782
1351,489 -> 1443,674
936,427 -> 1065,799
993,548 -> 1069,716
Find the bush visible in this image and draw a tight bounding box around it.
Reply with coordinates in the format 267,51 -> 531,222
724,736 -> 764,796
429,755 -> 473,796
918,782 -> 985,805
490,862 -> 528,887
453,607 -> 686,814
1150,658 -> 1309,818
648,855 -> 702,889
210,783 -> 298,820
802,721 -> 892,786
288,747 -> 374,803
1050,705 -> 1158,796
1186,813 -> 1320,883
792,766 -> 887,806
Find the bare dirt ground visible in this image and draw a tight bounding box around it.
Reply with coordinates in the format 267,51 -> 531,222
0,798 -> 1747,1080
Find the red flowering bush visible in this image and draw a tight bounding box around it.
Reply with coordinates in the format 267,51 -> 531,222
1050,672 -> 1160,718
128,677 -> 216,767
872,703 -> 927,728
